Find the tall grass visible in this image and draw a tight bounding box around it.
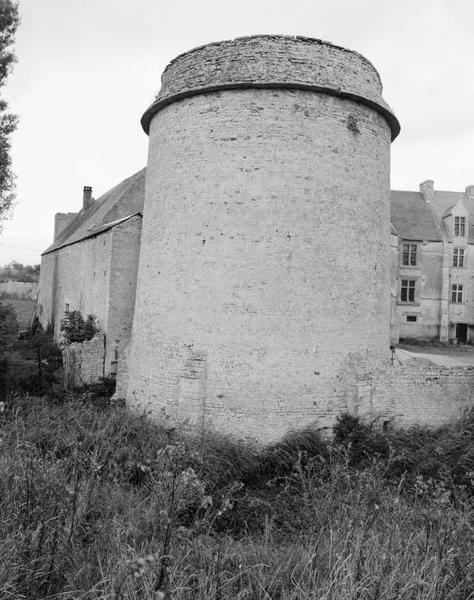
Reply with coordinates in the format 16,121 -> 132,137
0,395 -> 472,599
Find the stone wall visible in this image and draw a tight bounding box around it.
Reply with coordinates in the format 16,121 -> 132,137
105,215 -> 142,374
38,217 -> 142,376
0,281 -> 38,299
63,333 -> 106,389
355,361 -> 474,429
38,231 -> 113,333
143,35 -> 399,139
125,353 -> 474,441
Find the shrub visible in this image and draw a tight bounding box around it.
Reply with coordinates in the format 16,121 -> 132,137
83,314 -> 98,341
333,411 -> 474,490
333,413 -> 390,466
60,310 -> 98,343
249,426 -> 329,483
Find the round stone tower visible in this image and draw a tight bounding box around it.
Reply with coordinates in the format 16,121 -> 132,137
126,35 -> 399,441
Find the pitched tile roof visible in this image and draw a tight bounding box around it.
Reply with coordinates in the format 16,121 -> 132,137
390,191 -> 442,242
430,191 -> 463,221
42,168 -> 146,255
431,191 -> 474,243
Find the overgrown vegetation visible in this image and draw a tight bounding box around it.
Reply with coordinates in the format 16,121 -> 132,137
0,396 -> 472,599
0,323 -> 63,399
0,299 -> 18,343
60,310 -> 98,343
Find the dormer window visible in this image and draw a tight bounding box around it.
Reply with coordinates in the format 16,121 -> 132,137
402,243 -> 417,266
453,248 -> 465,268
454,216 -> 466,237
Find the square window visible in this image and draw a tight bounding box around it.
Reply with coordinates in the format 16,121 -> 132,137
406,315 -> 417,322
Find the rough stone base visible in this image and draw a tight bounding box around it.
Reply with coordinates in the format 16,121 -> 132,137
125,358 -> 474,442
63,333 -> 106,389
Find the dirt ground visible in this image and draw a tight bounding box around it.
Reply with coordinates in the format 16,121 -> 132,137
397,343 -> 474,366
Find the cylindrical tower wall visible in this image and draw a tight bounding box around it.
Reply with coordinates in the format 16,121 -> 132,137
126,36 -> 398,441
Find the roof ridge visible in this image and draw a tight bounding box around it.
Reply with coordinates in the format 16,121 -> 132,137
42,212 -> 142,255
42,168 -> 146,255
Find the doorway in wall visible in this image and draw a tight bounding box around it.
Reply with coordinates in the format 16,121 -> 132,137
455,323 -> 468,344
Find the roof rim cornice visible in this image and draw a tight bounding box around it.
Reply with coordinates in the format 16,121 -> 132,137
141,35 -> 400,141
141,82 -> 400,140
41,212 -> 142,256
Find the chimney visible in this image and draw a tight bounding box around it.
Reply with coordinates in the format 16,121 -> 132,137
419,180 -> 434,203
465,185 -> 474,201
83,186 -> 93,210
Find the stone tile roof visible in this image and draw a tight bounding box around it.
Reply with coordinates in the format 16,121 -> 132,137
390,191 -> 442,242
430,191 -> 463,221
431,191 -> 474,243
42,168 -> 146,255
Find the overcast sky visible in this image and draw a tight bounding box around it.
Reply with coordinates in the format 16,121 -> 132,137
0,0 -> 473,265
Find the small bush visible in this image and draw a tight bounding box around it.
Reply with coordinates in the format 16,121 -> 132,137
60,310 -> 98,343
333,413 -> 390,466
249,426 -> 329,483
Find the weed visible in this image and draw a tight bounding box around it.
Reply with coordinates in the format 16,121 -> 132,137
0,399 -> 472,598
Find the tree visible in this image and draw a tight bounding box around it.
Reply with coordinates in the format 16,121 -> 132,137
0,0 -> 19,227
0,260 -> 40,281
60,311 -> 98,343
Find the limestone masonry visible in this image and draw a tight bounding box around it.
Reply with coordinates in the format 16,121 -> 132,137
38,36 -> 474,441
125,35 -> 399,439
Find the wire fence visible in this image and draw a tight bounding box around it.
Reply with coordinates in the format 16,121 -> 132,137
0,338 -> 63,400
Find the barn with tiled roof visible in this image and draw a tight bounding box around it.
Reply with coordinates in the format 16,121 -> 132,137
37,169 -> 145,381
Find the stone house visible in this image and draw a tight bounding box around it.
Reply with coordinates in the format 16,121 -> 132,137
37,170 -> 474,388
37,168 -> 145,377
36,36 -> 474,440
391,180 -> 474,344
